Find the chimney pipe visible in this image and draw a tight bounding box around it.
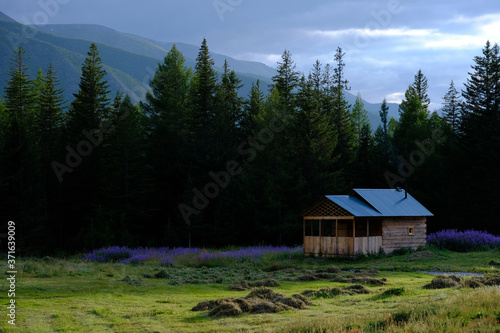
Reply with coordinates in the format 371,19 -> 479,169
404,181 -> 408,199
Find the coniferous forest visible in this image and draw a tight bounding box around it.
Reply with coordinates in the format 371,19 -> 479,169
1,39 -> 499,254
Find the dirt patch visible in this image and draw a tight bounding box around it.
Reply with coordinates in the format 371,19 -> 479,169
423,274 -> 500,289
191,287 -> 310,317
228,279 -> 281,291
408,251 -> 436,260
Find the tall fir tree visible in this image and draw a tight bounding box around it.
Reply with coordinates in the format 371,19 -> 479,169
374,98 -> 392,182
272,50 -> 300,113
458,41 -> 500,234
35,63 -> 66,250
1,47 -> 45,252
351,92 -> 370,146
241,79 -> 264,135
412,69 -> 430,110
442,80 -> 462,132
329,47 -> 355,190
62,43 -> 111,249
142,44 -> 192,246
293,74 -> 338,199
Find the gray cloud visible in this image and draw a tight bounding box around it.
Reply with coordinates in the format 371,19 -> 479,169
3,0 -> 500,108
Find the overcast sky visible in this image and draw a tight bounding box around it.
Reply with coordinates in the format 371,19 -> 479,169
3,0 -> 500,109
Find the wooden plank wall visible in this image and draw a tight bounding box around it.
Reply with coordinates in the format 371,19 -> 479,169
381,218 -> 427,253
304,236 -> 382,256
354,236 -> 382,254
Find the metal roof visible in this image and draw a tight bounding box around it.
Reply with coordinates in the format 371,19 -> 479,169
325,189 -> 433,217
326,195 -> 382,217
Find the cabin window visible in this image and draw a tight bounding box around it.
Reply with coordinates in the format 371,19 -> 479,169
408,227 -> 414,236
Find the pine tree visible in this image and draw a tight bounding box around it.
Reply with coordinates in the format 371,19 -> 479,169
62,43 -> 111,249
379,98 -> 389,135
142,44 -> 192,246
351,92 -> 370,145
442,80 -> 462,131
458,41 -> 500,234
374,98 -> 392,172
67,43 -> 110,134
328,47 -> 355,190
272,50 -> 300,113
101,95 -> 148,246
241,80 -> 264,134
190,38 -> 218,147
35,64 -> 66,249
412,69 -> 430,110
213,60 -> 244,161
393,85 -> 430,154
1,46 -> 42,251
293,74 -> 338,197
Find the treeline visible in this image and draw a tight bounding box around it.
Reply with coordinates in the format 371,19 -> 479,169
1,39 -> 499,254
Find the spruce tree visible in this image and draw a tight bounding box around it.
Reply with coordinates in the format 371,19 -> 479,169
190,38 -> 218,147
442,80 -> 462,131
458,41 -> 500,234
329,47 -> 355,190
412,69 -> 430,110
351,92 -> 370,146
272,50 -> 300,113
142,44 -> 192,246
35,64 -> 66,249
62,43 -> 111,249
1,46 -> 42,251
241,79 -> 264,135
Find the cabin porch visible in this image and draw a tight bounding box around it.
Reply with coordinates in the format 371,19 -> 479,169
303,218 -> 383,256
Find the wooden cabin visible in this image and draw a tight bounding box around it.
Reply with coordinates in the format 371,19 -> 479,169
302,189 -> 433,256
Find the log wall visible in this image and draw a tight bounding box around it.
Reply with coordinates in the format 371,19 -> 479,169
381,218 -> 427,253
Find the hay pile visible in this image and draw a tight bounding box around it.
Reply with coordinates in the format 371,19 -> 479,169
286,268 -> 387,286
408,250 -> 436,260
191,287 -> 311,317
423,274 -> 500,289
228,279 -> 281,291
302,284 -> 371,299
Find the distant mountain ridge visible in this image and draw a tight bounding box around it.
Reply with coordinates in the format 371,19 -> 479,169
0,11 -> 399,127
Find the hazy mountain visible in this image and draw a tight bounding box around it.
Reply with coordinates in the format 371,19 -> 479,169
0,12 -> 274,103
0,11 -> 398,127
343,92 -> 400,130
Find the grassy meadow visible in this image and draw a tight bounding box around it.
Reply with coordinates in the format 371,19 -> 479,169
1,247 -> 499,332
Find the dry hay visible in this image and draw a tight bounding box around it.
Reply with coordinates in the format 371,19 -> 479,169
302,284 -> 372,298
488,260 -> 500,266
191,287 -> 310,317
294,274 -> 319,281
208,301 -> 242,317
408,250 -> 436,260
191,299 -> 228,311
423,275 -> 466,289
228,279 -> 281,291
330,273 -> 387,286
343,284 -> 372,294
289,268 -> 386,285
423,274 -> 500,290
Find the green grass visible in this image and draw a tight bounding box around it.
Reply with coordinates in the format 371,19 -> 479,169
0,249 -> 498,332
